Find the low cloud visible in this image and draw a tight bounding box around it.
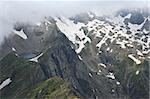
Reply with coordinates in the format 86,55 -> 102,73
0,0 -> 148,43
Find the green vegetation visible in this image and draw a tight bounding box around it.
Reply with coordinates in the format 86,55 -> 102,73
21,76 -> 78,99
0,52 -> 46,99
0,52 -> 77,99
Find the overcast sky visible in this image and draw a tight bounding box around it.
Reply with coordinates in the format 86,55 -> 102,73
0,0 -> 149,43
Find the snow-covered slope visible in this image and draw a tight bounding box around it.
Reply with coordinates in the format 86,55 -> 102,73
55,17 -> 91,53
55,12 -> 149,66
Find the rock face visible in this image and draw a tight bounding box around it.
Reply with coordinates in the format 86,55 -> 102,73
142,19 -> 150,31
117,9 -> 148,25
0,9 -> 149,99
70,12 -> 95,24
38,33 -> 92,98
129,12 -> 145,25
38,32 -> 115,98
0,28 -> 115,99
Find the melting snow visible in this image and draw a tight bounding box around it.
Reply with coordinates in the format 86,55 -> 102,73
128,54 -> 141,65
98,63 -> 107,68
12,47 -> 16,52
75,41 -> 85,53
89,73 -> 93,77
78,55 -> 83,60
106,47 -> 110,51
112,89 -> 115,92
116,41 -> 126,49
96,29 -> 109,49
124,13 -> 131,19
116,81 -> 120,85
126,44 -> 133,48
13,29 -> 28,39
36,22 -> 41,26
143,29 -> 149,34
137,50 -> 143,56
55,15 -> 149,60
56,17 -> 91,54
128,18 -> 147,32
97,70 -> 102,75
15,54 -> 19,57
55,17 -> 85,43
142,50 -> 150,54
106,72 -> 115,79
98,70 -> 102,73
44,19 -> 51,25
0,78 -> 12,90
88,12 -> 94,18
29,53 -> 43,62
136,70 -> 140,75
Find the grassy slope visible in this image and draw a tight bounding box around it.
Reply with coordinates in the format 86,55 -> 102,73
0,53 -> 78,99
20,76 -> 78,99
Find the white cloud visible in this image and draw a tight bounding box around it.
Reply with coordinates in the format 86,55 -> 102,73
0,0 -> 148,43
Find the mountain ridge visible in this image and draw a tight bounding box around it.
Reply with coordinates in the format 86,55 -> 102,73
0,8 -> 149,99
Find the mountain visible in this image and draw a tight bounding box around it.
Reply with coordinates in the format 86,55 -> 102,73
0,8 -> 149,99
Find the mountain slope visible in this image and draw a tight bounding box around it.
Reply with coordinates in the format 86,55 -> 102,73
0,9 -> 149,99
0,53 -> 78,99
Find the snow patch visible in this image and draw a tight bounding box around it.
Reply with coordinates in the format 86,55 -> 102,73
106,47 -> 110,51
12,47 -> 16,52
13,29 -> 28,39
75,41 -> 85,53
29,53 -> 43,62
116,81 -> 120,85
136,70 -> 140,75
124,13 -> 131,19
15,54 -> 19,57
106,72 -> 115,79
98,63 -> 107,68
89,73 -> 93,77
143,29 -> 149,34
116,41 -> 126,49
78,55 -> 82,60
97,69 -> 102,75
137,50 -> 143,56
0,78 -> 12,90
36,22 -> 41,26
112,89 -> 115,92
128,54 -> 141,65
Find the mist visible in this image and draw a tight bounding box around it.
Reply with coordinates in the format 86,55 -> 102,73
0,0 -> 149,43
